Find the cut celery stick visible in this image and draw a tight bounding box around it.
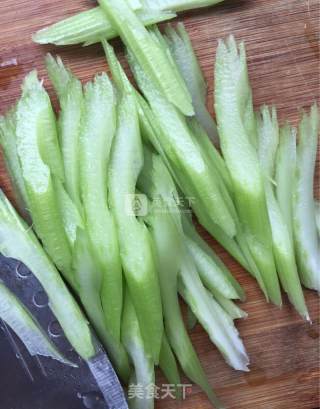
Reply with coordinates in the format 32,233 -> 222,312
80,73 -> 123,342
122,289 -> 155,409
275,124 -> 297,239
33,1 -> 224,46
187,306 -> 198,330
0,281 -> 75,366
46,55 -> 83,211
214,37 -> 281,305
0,191 -> 95,360
16,71 -> 73,283
98,0 -> 193,116
165,23 -> 219,145
293,104 -> 320,291
108,90 -> 163,364
72,229 -> 130,382
159,334 -> 182,398
0,110 -> 29,216
128,50 -> 236,238
209,291 -> 248,320
257,105 -> 309,319
179,256 -> 249,371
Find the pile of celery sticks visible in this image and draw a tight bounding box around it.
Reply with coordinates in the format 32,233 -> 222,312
0,0 -> 319,408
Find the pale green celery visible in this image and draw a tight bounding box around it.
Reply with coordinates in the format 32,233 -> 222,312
0,191 -> 95,360
159,334 -> 182,398
32,0 -> 224,46
165,23 -> 219,145
98,0 -> 194,116
0,110 -> 29,216
128,50 -> 236,238
46,55 -> 83,211
315,200 -> 320,237
257,106 -> 309,319
0,281 -> 75,366
16,71 -> 73,283
72,229 -> 130,383
209,291 -> 247,320
293,104 -> 320,291
80,73 -> 123,342
122,290 -> 155,409
179,258 -> 249,372
144,0 -> 224,11
55,180 -> 84,247
108,90 -> 163,364
214,37 -> 281,305
183,218 -> 245,300
187,306 -> 198,330
275,124 -> 297,238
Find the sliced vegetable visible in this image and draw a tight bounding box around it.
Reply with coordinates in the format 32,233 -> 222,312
108,89 -> 163,364
293,104 -> 320,291
32,1 -> 224,46
0,281 -> 75,366
257,106 -> 308,319
159,334 -> 182,399
80,73 -> 123,342
214,36 -> 281,305
122,289 -> 155,409
98,0 -> 193,116
46,54 -> 83,211
72,229 -> 130,382
0,190 -> 95,361
165,23 -> 219,145
0,109 -> 29,216
15,71 -> 73,284
128,49 -> 236,238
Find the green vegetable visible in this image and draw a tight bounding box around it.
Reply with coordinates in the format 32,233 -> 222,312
15,71 -> 74,286
0,281 -> 75,367
128,49 -> 236,238
72,229 -> 130,382
293,104 -> 320,291
315,200 -> 320,237
214,36 -> 281,305
257,106 -> 308,319
140,156 -> 223,407
122,289 -> 155,409
32,1 -> 223,46
165,23 -> 219,145
159,334 -> 182,399
0,190 -> 95,361
0,110 -> 29,216
79,73 -> 123,343
108,87 -> 163,364
46,54 -> 83,212
98,0 -> 193,116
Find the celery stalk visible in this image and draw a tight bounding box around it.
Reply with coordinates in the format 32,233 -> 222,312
98,0 -> 193,116
0,191 -> 95,360
0,110 -> 29,216
293,104 -> 320,291
15,71 -> 73,284
257,106 -> 308,319
208,291 -> 248,320
0,281 -> 75,366
122,289 -> 155,409
46,55 -> 83,211
315,200 -> 320,237
108,89 -> 163,364
128,50 -> 236,238
165,23 -> 219,145
33,1 -> 224,46
140,158 -> 223,407
214,37 -> 281,305
275,124 -> 297,239
72,229 -> 130,382
79,73 -> 123,342
159,334 -> 182,398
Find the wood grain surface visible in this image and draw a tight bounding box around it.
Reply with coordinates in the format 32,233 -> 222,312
0,1 -> 319,408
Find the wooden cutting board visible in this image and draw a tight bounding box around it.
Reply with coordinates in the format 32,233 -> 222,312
0,0 -> 319,408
